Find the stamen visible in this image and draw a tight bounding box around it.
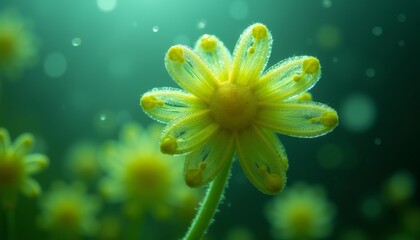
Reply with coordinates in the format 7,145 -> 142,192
185,163 -> 206,187
200,34 -> 217,52
320,111 -> 339,128
168,46 -> 185,63
140,95 -> 164,110
252,24 -> 268,40
160,136 -> 177,155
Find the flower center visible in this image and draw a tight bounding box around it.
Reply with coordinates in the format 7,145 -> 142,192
209,82 -> 258,131
0,35 -> 14,61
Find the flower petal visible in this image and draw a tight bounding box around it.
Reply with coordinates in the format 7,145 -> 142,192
256,101 -> 339,137
184,129 -> 235,187
230,23 -> 272,86
0,128 -> 11,154
194,34 -> 232,82
160,110 -> 219,155
165,45 -> 219,99
236,126 -> 288,195
24,153 -> 49,175
255,56 -> 321,101
12,133 -> 34,158
140,87 -> 205,123
20,178 -> 41,198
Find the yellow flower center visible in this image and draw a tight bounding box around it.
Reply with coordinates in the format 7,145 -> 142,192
53,201 -> 82,231
124,155 -> 171,200
209,82 -> 258,131
0,35 -> 14,61
0,156 -> 25,190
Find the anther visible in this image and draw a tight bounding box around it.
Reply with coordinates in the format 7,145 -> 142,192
302,57 -> 320,74
200,35 -> 217,52
168,46 -> 185,63
320,111 -> 339,128
140,95 -> 164,110
160,136 -> 177,155
252,24 -> 268,40
185,163 -> 206,188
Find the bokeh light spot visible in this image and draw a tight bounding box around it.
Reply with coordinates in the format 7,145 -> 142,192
97,0 -> 117,12
229,1 -> 249,20
44,52 -> 67,78
340,93 -> 377,133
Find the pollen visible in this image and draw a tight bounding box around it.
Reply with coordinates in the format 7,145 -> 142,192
252,24 -> 268,40
185,163 -> 206,187
160,136 -> 177,155
141,94 -> 164,110
200,34 -> 217,52
302,57 -> 320,74
209,82 -> 258,131
320,111 -> 339,128
168,46 -> 185,63
265,173 -> 284,194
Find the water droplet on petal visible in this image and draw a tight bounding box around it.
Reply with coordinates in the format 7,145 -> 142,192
72,37 -> 82,47
152,26 -> 159,33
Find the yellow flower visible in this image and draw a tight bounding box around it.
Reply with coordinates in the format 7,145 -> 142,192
265,183 -> 335,239
0,128 -> 48,207
0,9 -> 38,79
140,23 -> 338,194
99,122 -> 189,219
38,181 -> 101,237
64,141 -> 101,183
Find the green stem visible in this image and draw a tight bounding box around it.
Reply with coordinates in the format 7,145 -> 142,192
6,206 -> 15,240
183,157 -> 234,240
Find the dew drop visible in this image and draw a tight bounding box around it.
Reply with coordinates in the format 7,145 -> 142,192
197,19 -> 206,29
100,114 -> 107,121
372,26 -> 383,36
72,37 -> 82,47
322,0 -> 332,8
397,13 -> 407,23
366,68 -> 375,78
152,26 -> 159,32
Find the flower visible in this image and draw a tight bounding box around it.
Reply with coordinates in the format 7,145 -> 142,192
99,122 -> 193,219
265,183 -> 335,239
140,23 -> 338,194
38,181 -> 101,237
0,9 -> 38,79
64,141 -> 101,183
0,128 -> 48,207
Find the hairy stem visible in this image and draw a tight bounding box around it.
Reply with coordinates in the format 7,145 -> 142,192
183,157 -> 234,240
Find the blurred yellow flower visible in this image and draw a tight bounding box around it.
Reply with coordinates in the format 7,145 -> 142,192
0,128 -> 48,207
99,122 -> 193,220
38,181 -> 101,238
64,141 -> 101,183
0,9 -> 38,79
140,23 -> 338,195
266,183 -> 335,239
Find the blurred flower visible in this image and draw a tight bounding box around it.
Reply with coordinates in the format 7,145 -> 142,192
99,122 -> 192,220
0,128 -> 48,208
266,183 -> 335,239
64,141 -> 101,183
38,181 -> 101,238
0,9 -> 38,80
383,170 -> 416,206
140,23 -> 338,195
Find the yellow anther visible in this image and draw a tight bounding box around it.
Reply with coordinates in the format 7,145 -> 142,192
295,92 -> 313,101
160,136 -> 177,155
168,46 -> 185,63
293,75 -> 302,82
302,57 -> 320,74
320,111 -> 339,128
248,46 -> 255,54
140,95 -> 164,110
309,117 -> 319,124
252,24 -> 268,40
200,34 -> 217,52
185,168 -> 203,187
265,173 -> 284,194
